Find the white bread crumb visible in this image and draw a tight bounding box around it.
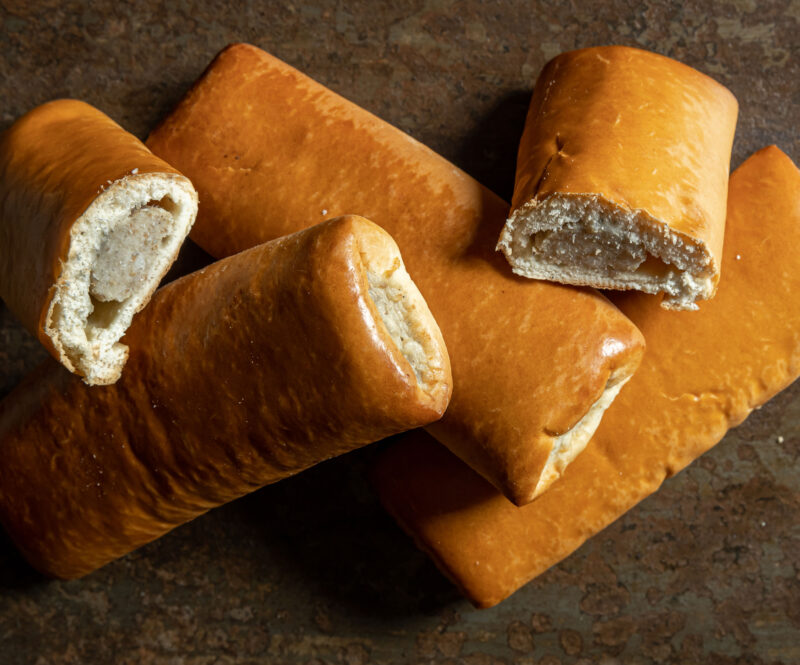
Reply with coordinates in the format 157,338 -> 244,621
498,194 -> 717,311
360,235 -> 446,396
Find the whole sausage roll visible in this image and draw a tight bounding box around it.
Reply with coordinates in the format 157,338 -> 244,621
497,46 -> 738,310
146,43 -> 645,506
0,215 -> 451,579
0,99 -> 198,384
373,146 -> 800,608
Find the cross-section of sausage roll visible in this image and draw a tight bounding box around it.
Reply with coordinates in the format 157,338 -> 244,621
0,99 -> 198,384
497,46 -> 738,310
146,43 -> 645,505
0,215 -> 451,579
374,146 -> 800,608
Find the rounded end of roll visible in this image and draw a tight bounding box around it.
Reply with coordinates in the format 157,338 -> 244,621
323,215 -> 453,420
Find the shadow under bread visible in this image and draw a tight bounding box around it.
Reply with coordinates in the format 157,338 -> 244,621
454,90 -> 531,203
0,525 -> 48,591
231,436 -> 462,619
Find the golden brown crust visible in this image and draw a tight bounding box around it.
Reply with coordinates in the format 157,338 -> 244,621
146,43 -> 645,505
504,46 -> 738,303
0,215 -> 451,579
372,146 -> 800,608
0,99 -> 190,377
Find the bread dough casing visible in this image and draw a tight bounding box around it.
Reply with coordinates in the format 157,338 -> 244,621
373,146 -> 800,607
498,46 -> 738,310
146,43 -> 646,505
0,215 -> 451,579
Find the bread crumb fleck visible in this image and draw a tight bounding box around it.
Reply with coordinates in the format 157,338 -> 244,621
322,209 -> 328,215
777,435 -> 785,443
131,168 -> 139,174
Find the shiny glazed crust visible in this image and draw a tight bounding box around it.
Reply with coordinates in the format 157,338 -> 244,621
0,99 -> 197,383
146,43 -> 645,505
499,46 -> 738,309
372,147 -> 800,608
0,215 -> 451,579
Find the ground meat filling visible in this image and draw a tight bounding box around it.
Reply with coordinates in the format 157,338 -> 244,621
90,205 -> 173,303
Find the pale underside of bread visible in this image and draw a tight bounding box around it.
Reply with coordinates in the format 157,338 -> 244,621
357,226 -> 450,402
45,173 -> 197,385
498,194 -> 717,311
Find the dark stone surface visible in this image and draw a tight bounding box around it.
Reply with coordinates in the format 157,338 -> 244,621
0,0 -> 798,662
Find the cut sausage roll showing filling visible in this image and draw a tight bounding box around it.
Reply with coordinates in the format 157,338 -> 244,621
497,46 -> 738,311
0,99 -> 198,385
49,175 -> 196,384
499,194 -> 717,310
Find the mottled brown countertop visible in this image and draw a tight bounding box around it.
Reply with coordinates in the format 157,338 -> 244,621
1,1 -> 799,663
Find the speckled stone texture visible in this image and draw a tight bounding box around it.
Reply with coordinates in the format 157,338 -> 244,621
0,1 -> 798,663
